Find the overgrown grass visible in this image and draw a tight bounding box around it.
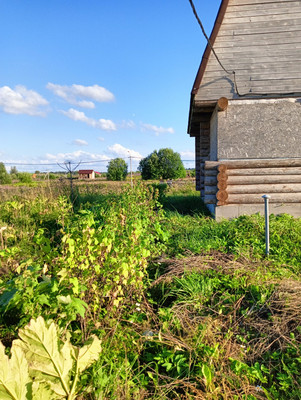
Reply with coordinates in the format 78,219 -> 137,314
0,181 -> 300,399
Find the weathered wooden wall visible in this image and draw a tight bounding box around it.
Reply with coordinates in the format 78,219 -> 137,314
203,158 -> 301,206
195,0 -> 301,101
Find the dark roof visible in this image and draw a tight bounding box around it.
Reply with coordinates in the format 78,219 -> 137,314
78,170 -> 94,174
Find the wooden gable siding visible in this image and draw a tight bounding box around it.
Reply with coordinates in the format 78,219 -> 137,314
195,0 -> 301,102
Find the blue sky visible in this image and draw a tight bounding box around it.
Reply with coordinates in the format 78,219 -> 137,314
1,0 -> 221,172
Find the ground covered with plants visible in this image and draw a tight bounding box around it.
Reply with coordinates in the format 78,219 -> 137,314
0,182 -> 300,399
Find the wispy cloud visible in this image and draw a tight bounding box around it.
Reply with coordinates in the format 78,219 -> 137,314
60,108 -> 116,131
73,139 -> 88,146
0,85 -> 49,116
44,150 -> 110,164
140,123 -> 174,136
98,137 -> 105,142
47,83 -> 115,108
120,120 -> 136,129
108,143 -> 142,159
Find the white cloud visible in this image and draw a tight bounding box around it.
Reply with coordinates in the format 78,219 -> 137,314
0,85 -> 49,116
44,150 -> 110,164
180,150 -> 195,160
47,83 -> 115,108
98,137 -> 105,141
120,120 -> 136,129
73,139 -> 88,146
140,123 -> 174,136
108,143 -> 143,159
60,108 -> 116,131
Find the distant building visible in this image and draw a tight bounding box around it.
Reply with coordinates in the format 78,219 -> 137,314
78,170 -> 96,179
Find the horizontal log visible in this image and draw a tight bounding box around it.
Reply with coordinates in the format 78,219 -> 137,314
204,195 -> 217,204
217,97 -> 228,111
205,186 -> 217,195
226,167 -> 301,176
226,175 -> 301,185
204,176 -> 218,186
205,159 -> 301,170
217,172 -> 228,184
218,165 -> 228,174
227,183 -> 301,194
216,190 -> 228,202
204,169 -> 217,177
225,193 -> 301,204
217,181 -> 227,190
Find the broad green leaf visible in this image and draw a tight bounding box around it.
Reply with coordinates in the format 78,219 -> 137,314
15,316 -> 73,397
202,363 -> 213,387
0,341 -> 30,400
31,382 -> 59,400
76,335 -> 102,373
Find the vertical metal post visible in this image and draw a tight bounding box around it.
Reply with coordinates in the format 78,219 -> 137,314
69,161 -> 74,200
262,195 -> 270,256
128,152 -> 133,187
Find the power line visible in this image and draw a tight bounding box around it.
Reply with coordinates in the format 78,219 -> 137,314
188,0 -> 234,77
2,157 -> 195,168
188,0 -> 301,98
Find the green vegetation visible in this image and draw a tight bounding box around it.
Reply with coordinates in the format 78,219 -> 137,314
139,148 -> 186,180
0,316 -> 101,399
0,162 -> 12,184
17,172 -> 33,184
0,181 -> 300,399
106,157 -> 128,181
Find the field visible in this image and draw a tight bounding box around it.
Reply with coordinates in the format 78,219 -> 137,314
0,180 -> 300,399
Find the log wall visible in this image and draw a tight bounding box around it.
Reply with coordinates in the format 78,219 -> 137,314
203,158 -> 301,206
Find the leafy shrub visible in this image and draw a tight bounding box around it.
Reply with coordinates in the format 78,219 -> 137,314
138,148 -> 186,180
17,172 -> 33,184
0,162 -> 11,184
106,158 -> 128,181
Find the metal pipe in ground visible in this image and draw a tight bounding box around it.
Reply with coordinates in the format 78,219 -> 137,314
262,195 -> 271,256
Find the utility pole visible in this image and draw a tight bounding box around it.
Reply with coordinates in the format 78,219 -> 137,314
58,160 -> 81,202
128,152 -> 133,187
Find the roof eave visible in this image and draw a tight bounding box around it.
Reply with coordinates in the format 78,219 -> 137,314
188,0 -> 230,135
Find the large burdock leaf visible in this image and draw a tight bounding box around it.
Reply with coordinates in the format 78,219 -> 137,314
68,335 -> 102,398
14,316 -> 73,398
31,382 -> 59,400
77,335 -> 102,373
0,317 -> 101,400
0,341 -> 31,400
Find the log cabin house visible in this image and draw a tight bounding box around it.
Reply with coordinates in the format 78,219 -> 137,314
188,0 -> 301,220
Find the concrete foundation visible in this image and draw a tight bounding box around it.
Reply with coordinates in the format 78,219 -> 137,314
212,203 -> 301,221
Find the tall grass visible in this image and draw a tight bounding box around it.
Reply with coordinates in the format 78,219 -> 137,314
0,180 -> 301,399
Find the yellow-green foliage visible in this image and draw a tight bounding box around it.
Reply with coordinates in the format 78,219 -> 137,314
0,316 -> 101,400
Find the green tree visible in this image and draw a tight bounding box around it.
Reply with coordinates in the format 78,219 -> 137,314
107,158 -> 128,181
138,148 -> 186,180
10,166 -> 18,175
0,162 -> 12,184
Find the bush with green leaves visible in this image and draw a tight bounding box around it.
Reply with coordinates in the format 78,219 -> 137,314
106,158 -> 128,181
138,148 -> 186,180
17,172 -> 33,184
0,162 -> 11,184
